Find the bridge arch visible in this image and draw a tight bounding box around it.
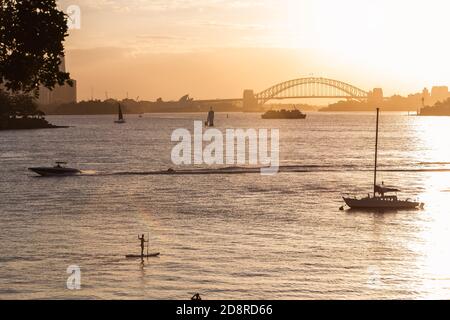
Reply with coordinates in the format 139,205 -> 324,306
255,77 -> 368,104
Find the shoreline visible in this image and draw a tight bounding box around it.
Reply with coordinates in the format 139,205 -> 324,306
0,118 -> 68,131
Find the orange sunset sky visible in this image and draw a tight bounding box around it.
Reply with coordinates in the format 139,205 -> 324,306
58,0 -> 450,102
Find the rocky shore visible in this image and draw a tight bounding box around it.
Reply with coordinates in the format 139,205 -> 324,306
0,117 -> 67,130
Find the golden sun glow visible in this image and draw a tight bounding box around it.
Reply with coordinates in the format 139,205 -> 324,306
408,118 -> 450,298
60,0 -> 450,100
286,0 -> 450,89
416,117 -> 450,162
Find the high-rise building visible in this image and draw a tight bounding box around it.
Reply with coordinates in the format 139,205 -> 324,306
368,88 -> 384,106
37,56 -> 77,105
243,90 -> 259,111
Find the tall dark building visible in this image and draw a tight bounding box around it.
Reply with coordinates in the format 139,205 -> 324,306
37,56 -> 77,105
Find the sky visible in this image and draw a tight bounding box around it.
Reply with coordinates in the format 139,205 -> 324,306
58,0 -> 450,102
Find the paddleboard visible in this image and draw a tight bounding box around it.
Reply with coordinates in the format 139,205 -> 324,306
126,253 -> 160,259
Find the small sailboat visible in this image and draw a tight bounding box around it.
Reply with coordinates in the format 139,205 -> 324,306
115,104 -> 126,124
342,108 -> 424,210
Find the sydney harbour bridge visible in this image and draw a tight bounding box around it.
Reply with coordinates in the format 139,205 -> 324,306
195,77 -> 378,110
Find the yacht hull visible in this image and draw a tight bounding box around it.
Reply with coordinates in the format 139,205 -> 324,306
343,197 -> 423,209
261,114 -> 306,119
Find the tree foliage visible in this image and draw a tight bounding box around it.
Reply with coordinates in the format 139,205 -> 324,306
0,0 -> 71,94
0,89 -> 39,117
434,98 -> 450,108
0,90 -> 10,115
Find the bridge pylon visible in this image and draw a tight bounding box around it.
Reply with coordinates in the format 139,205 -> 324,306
243,90 -> 260,112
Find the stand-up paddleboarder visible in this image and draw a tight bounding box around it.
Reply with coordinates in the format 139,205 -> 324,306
138,234 -> 148,258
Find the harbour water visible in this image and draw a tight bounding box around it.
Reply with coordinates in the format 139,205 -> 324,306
1,112 -> 450,299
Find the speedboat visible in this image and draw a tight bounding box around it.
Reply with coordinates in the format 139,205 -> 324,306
28,162 -> 81,177
341,108 -> 424,210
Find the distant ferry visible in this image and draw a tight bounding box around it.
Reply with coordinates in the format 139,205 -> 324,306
261,108 -> 306,119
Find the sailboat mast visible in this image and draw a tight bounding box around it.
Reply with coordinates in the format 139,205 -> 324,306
118,104 -> 123,121
373,108 -> 380,197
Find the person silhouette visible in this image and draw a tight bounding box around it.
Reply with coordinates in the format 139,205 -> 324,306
191,293 -> 202,301
138,234 -> 147,258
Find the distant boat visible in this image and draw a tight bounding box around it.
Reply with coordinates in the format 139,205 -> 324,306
115,104 -> 126,124
28,162 -> 81,177
342,108 -> 424,210
262,107 -> 306,119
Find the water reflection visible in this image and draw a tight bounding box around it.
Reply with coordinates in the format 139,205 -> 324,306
1,113 -> 450,299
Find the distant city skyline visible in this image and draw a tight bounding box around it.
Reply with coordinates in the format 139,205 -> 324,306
58,0 -> 450,101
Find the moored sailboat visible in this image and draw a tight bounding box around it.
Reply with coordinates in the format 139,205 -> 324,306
342,108 -> 424,210
115,104 -> 126,124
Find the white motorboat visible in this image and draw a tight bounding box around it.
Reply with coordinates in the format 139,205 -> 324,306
28,162 -> 81,177
342,108 -> 424,210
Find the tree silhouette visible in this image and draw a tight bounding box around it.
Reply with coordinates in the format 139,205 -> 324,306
0,90 -> 38,118
0,90 -> 9,116
11,93 -> 38,117
0,0 -> 71,94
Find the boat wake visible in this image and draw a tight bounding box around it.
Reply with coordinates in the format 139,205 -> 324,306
79,170 -> 98,176
73,164 -> 450,177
